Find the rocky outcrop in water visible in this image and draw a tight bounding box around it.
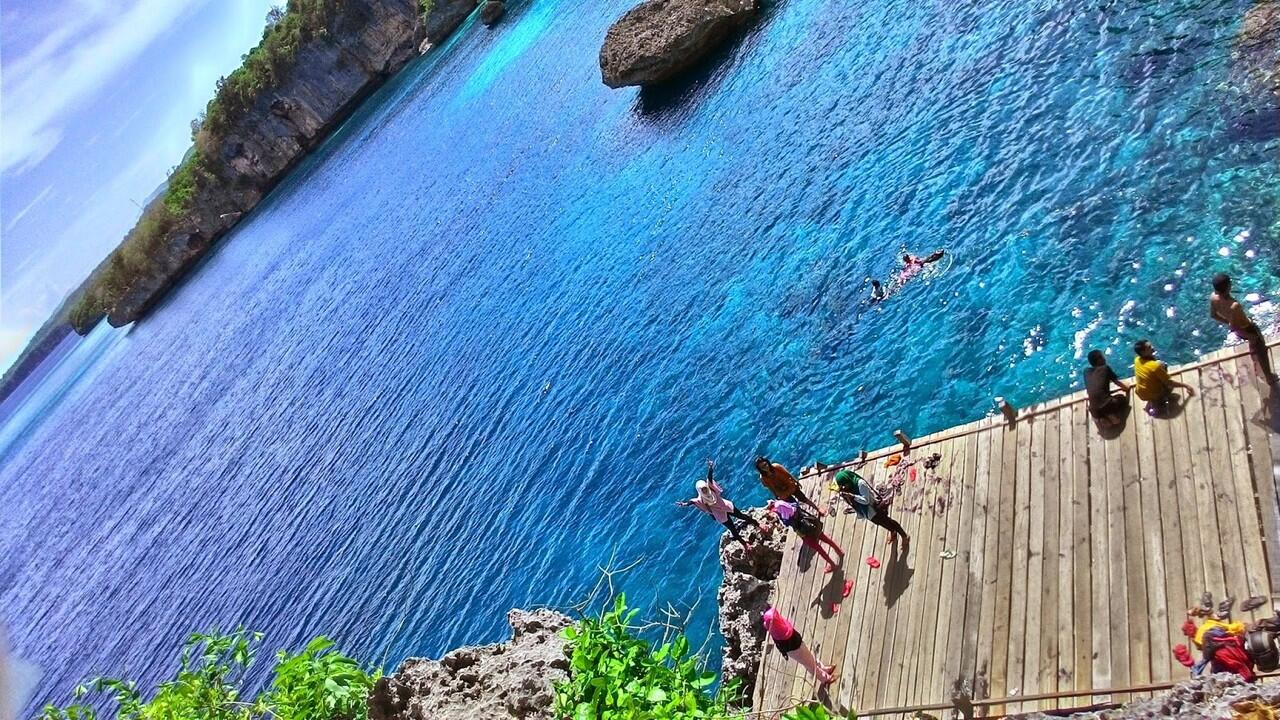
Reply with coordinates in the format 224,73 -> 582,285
1226,0 -> 1279,141
368,609 -> 571,720
716,508 -> 785,706
599,0 -> 759,88
68,0 -> 482,332
1021,673 -> 1280,719
480,0 -> 506,26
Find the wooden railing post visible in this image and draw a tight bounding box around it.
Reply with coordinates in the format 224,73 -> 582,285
893,429 -> 911,451
995,396 -> 1018,424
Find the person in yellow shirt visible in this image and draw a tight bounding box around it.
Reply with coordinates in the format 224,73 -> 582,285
1134,339 -> 1194,416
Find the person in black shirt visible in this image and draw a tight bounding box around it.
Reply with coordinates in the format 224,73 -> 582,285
1085,349 -> 1131,428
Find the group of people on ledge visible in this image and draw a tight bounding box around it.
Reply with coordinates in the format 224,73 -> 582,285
1084,273 -> 1276,429
676,455 -> 911,687
674,271 -> 1273,693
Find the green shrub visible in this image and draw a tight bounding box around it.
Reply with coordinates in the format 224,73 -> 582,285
782,704 -> 856,720
163,153 -> 205,215
554,595 -> 742,720
39,629 -> 379,720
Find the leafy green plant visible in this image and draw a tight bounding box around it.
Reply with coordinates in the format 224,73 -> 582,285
554,594 -> 742,720
39,629 -> 378,720
781,703 -> 857,720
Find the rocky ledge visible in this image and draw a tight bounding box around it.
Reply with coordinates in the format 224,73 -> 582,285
599,0 -> 759,88
716,508 -> 786,705
368,608 -> 572,720
1022,673 -> 1280,719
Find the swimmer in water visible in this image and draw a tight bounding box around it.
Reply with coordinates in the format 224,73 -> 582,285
901,249 -> 946,270
868,279 -> 885,302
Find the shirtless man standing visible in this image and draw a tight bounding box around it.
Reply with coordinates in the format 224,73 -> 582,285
1210,273 -> 1277,385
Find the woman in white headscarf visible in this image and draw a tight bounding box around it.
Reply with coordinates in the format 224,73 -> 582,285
676,459 -> 766,551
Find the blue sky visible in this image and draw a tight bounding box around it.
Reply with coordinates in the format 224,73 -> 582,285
0,0 -> 277,368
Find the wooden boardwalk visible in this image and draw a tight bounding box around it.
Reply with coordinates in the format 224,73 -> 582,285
753,340 -> 1280,718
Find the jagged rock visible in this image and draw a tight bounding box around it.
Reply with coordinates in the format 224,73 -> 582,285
480,0 -> 506,26
368,609 -> 571,720
598,0 -> 759,88
1018,673 -> 1280,719
715,508 -> 786,706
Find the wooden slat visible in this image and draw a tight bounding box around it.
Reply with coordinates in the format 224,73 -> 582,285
837,462 -> 881,713
1006,410 -> 1034,710
1119,407 -> 1151,687
1019,413 -> 1047,711
989,422 -> 1018,712
901,438 -> 952,707
1086,400 -> 1112,699
1184,367 -> 1229,598
1136,399 -> 1172,681
1038,409 -> 1061,706
1054,403 -> 1075,694
1167,367 -> 1207,621
946,425 -> 983,703
960,419 -> 994,698
1070,402 -> 1093,693
975,421 -> 1006,705
1104,399 -> 1132,691
932,435 -> 969,705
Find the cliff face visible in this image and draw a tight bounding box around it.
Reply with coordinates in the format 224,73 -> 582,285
716,508 -> 785,706
368,609 -> 571,720
86,0 -> 480,330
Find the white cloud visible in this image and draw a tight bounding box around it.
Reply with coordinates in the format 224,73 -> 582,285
4,183 -> 56,233
1,0 -> 210,175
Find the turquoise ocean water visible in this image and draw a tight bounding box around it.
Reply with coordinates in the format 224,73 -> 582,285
3,0 -> 1278,712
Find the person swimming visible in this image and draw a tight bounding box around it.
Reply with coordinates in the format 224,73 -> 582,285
896,248 -> 946,284
868,279 -> 885,302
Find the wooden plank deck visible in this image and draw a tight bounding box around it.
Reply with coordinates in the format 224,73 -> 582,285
753,340 -> 1280,718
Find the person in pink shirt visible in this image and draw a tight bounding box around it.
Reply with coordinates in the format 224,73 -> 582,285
762,606 -> 836,685
767,498 -> 844,573
676,459 -> 765,551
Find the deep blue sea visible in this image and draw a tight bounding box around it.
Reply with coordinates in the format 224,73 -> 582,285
4,0 -> 1278,713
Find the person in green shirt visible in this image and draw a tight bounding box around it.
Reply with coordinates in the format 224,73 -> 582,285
834,468 -> 909,550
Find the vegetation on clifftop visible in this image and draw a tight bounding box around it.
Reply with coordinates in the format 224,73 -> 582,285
40,628 -> 378,720
67,1 -> 339,331
554,595 -> 742,720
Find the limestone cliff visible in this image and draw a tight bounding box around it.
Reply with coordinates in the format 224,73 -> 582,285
72,0 -> 481,332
